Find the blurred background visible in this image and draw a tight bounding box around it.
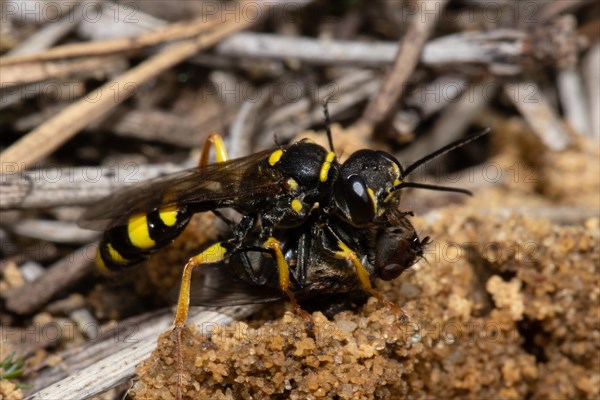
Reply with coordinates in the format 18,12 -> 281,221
0,1 -> 598,399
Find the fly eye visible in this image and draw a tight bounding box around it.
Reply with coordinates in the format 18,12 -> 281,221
344,174 -> 375,224
380,263 -> 405,281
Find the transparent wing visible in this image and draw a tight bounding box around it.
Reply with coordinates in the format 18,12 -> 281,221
172,264 -> 285,307
79,149 -> 286,231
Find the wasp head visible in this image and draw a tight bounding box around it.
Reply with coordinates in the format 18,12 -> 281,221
333,150 -> 402,225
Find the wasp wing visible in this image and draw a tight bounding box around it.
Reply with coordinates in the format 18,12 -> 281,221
79,149 -> 285,231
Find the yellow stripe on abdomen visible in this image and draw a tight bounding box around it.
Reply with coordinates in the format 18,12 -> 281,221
96,249 -> 111,275
97,241 -> 133,274
127,214 -> 156,249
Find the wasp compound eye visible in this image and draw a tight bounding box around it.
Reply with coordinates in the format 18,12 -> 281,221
344,174 -> 375,224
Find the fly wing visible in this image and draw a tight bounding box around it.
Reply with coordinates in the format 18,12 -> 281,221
176,264 -> 284,307
79,149 -> 285,231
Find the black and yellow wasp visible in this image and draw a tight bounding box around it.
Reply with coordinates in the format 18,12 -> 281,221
80,123 -> 486,326
79,108 -> 487,398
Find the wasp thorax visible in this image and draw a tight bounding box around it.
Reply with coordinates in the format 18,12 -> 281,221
334,150 -> 402,225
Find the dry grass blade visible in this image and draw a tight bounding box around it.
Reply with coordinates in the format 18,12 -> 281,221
0,5 -> 263,174
0,55 -> 127,86
0,10 -> 222,66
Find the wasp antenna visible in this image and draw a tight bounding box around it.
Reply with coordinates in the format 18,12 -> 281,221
402,128 -> 490,178
393,182 -> 473,196
322,98 -> 335,152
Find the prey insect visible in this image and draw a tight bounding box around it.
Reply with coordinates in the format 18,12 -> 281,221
190,206 -> 428,318
79,109 -> 488,398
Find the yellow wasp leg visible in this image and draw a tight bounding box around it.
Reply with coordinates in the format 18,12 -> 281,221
264,237 -> 311,322
199,133 -> 229,167
173,242 -> 228,327
172,242 -> 228,400
335,240 -> 408,321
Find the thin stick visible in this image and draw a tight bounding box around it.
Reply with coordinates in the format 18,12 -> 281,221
504,82 -> 571,151
583,42 -> 599,139
258,70 -> 379,147
0,11 -> 222,66
24,309 -> 173,391
0,161 -> 193,209
26,306 -> 261,399
110,105 -> 240,148
228,97 -> 268,159
215,29 -> 526,70
0,9 -> 262,174
4,243 -> 97,314
12,220 -> 99,244
6,1 -> 91,57
0,56 -> 127,86
394,75 -> 468,136
355,0 -> 449,136
558,69 -> 592,135
401,78 -> 494,161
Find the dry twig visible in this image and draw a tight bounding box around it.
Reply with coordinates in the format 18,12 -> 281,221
4,243 -> 97,314
0,56 -> 127,86
12,220 -> 99,244
0,5 -> 264,174
398,78 -> 495,161
0,162 -> 192,209
6,1 -> 93,57
504,82 -> 571,151
259,70 -> 379,147
583,42 -> 600,139
558,68 -> 592,135
215,29 -> 527,71
0,10 -> 222,66
394,75 -> 468,136
355,0 -> 449,137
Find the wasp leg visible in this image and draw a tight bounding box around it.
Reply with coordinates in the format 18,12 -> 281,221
334,240 -> 409,322
199,133 -> 229,167
264,237 -> 312,322
173,242 -> 228,327
198,133 -> 238,230
172,242 -> 228,400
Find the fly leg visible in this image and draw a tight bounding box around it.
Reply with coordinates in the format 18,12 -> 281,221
327,229 -> 409,322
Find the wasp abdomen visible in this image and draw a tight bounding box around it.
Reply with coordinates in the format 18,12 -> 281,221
96,206 -> 191,273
